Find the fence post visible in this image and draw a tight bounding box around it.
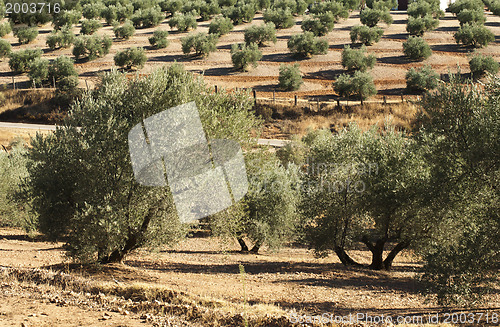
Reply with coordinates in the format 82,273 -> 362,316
12,76 -> 15,90
294,95 -> 297,106
401,94 -> 404,103
253,90 -> 257,104
360,97 -> 364,106
85,80 -> 89,90
317,98 -> 320,111
215,85 -> 218,93
383,96 -> 387,105
273,89 -> 275,103
53,76 -> 56,89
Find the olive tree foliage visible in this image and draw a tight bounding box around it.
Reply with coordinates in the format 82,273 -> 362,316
350,25 -> 383,45
9,49 -> 42,73
366,0 -> 397,9
341,45 -> 376,72
168,12 -> 197,31
208,16 -> 234,36
48,55 -> 79,91
22,64 -> 261,263
448,0 -> 484,14
0,39 -> 11,59
46,25 -> 75,50
271,0 -> 308,15
131,7 -> 165,28
13,26 -> 38,44
263,8 -> 295,29
72,35 -> 113,61
114,47 -> 147,70
416,75 -> 500,306
292,124 -> 427,269
403,36 -> 432,61
209,150 -> 301,253
28,57 -> 49,87
6,0 -> 54,26
0,21 -> 12,37
148,29 -> 169,48
114,20 -> 136,40
287,32 -> 328,58
405,65 -> 439,92
278,63 -> 303,91
301,12 -> 336,36
309,1 -> 349,20
244,23 -> 277,47
181,32 -> 218,57
223,0 -> 257,25
408,0 -> 444,18
454,23 -> 495,48
231,43 -> 262,71
334,71 -> 377,99
80,19 -> 102,35
457,9 -> 486,25
406,15 -> 439,36
0,143 -> 33,231
360,7 -> 393,27
53,10 -> 82,30
468,52 -> 499,78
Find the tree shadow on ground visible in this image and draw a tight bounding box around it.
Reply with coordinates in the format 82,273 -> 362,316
392,19 -> 407,24
383,33 -> 408,40
485,21 -> 500,27
202,66 -> 235,76
431,43 -> 471,53
303,69 -> 344,80
147,54 -> 189,62
435,26 -> 459,32
377,55 -> 410,65
261,52 -> 296,62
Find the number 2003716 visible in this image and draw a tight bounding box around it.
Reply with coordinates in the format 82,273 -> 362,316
6,2 -> 60,14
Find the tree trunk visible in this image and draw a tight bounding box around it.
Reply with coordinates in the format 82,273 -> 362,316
237,237 -> 249,252
334,246 -> 361,266
100,203 -> 158,264
383,241 -> 410,271
250,241 -> 261,254
362,236 -> 386,270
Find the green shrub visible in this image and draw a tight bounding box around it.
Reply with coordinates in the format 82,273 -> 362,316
0,22 -> 12,37
114,20 -> 136,40
342,0 -> 361,10
360,7 -> 393,27
341,45 -> 376,71
13,26 -> 38,44
53,10 -> 82,30
469,53 -> 499,77
80,19 -> 102,35
287,31 -> 328,57
46,26 -> 75,50
208,17 -> 234,36
334,71 -> 377,99
168,13 -> 197,31
114,47 -> 147,70
457,9 -> 486,26
160,0 -> 183,15
244,22 -> 277,46
263,8 -> 295,29
72,35 -> 112,61
9,49 -> 42,73
278,63 -> 303,91
454,23 -> 495,47
223,1 -> 257,25
367,0 -> 397,10
199,0 -> 221,21
408,1 -> 444,18
48,56 -> 78,89
83,3 -> 105,19
406,15 -> 439,36
28,57 -> 49,87
0,40 -> 12,59
231,43 -> 262,71
405,65 -> 439,92
181,32 -> 218,57
148,30 -> 169,48
489,0 -> 500,15
301,12 -> 336,36
309,1 -> 349,21
403,36 -> 432,60
272,0 -> 308,15
101,6 -> 118,25
448,0 -> 483,14
350,25 -> 384,45
131,7 -> 164,28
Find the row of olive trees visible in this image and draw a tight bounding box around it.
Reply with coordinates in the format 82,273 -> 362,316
3,64 -> 498,306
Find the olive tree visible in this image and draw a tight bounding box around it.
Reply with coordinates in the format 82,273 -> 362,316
360,8 -> 393,27
72,35 -> 113,61
23,64 -> 261,263
334,71 -> 377,99
114,47 -> 148,70
350,25 -> 384,45
278,63 -> 303,91
114,20 -> 136,40
469,52 -> 499,78
454,23 -> 495,48
9,49 -> 42,73
244,23 -> 277,47
181,32 -> 218,57
148,30 -> 169,48
263,8 -> 295,29
208,16 -> 234,36
46,25 -> 75,50
341,45 -> 376,72
13,26 -> 38,44
301,12 -> 336,36
287,32 -> 328,58
405,65 -> 439,92
231,43 -> 262,71
403,36 -> 432,61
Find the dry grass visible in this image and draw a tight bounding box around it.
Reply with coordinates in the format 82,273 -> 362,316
0,89 -> 67,123
259,102 -> 419,138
